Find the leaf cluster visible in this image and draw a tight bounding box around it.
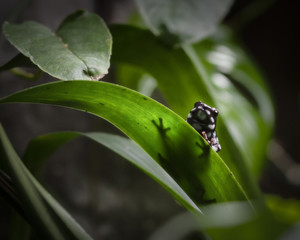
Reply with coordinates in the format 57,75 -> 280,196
0,1 -> 298,239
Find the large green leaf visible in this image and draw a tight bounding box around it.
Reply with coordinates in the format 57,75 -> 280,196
0,81 -> 250,207
0,124 -> 92,240
2,10 -> 112,80
110,25 -> 262,198
135,0 -> 234,45
23,131 -> 200,214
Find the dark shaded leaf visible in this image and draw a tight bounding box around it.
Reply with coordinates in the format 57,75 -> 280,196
24,131 -> 201,214
0,54 -> 35,71
0,124 -> 64,239
0,124 -> 93,240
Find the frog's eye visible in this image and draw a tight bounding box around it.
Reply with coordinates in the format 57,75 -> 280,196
212,108 -> 218,116
196,110 -> 208,121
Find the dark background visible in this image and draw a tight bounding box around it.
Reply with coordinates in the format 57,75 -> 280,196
0,0 -> 299,239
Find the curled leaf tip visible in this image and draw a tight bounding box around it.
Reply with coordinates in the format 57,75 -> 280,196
83,67 -> 106,80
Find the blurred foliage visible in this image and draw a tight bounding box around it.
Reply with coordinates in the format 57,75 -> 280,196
0,1 -> 299,240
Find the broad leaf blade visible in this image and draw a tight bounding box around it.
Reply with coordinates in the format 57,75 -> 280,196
2,10 -> 112,80
135,0 -> 234,45
56,10 -> 112,80
110,25 -> 261,199
24,131 -> 201,214
0,81 -> 250,207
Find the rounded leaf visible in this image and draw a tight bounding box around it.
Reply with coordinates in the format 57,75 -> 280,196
3,10 -> 112,80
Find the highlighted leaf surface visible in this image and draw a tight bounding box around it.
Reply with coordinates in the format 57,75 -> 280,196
0,81 -> 249,207
111,25 -> 273,197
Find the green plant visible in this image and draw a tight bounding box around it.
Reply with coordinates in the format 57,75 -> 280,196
0,1 -> 299,239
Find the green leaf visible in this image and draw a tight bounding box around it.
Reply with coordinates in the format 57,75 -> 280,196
110,25 -> 262,198
116,64 -> 157,96
28,170 -> 93,240
149,201 -> 289,240
9,68 -> 43,81
135,0 -> 234,45
0,124 -> 92,240
204,206 -> 289,240
3,10 -> 112,80
0,54 -> 42,81
24,131 -> 201,214
148,202 -> 255,240
23,132 -> 79,175
0,124 -> 65,239
266,195 -> 300,225
0,81 -> 250,207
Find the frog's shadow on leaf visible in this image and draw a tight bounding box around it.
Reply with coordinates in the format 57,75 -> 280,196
151,117 -> 216,205
151,117 -> 171,136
